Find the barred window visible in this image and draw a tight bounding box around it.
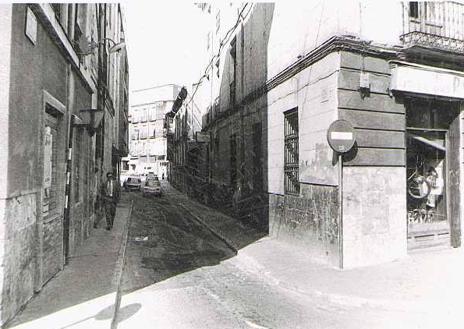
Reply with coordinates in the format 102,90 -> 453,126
284,109 -> 299,194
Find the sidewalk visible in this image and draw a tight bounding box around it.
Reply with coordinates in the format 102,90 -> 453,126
5,197 -> 132,329
168,182 -> 464,324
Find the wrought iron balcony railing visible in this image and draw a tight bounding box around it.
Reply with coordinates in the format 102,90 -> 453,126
401,1 -> 464,53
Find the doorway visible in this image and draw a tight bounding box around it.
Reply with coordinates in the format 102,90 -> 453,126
42,108 -> 65,282
406,98 -> 460,249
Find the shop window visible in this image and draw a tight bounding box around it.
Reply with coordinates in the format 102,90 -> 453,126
284,108 -> 299,194
406,99 -> 459,244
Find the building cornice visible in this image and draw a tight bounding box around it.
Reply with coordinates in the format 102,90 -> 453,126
204,35 -> 400,130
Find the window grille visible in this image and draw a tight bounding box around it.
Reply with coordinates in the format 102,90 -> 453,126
284,109 -> 299,194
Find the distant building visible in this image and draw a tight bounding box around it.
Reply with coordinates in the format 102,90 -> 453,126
168,1 -> 464,269
0,4 -> 128,325
124,84 -> 181,178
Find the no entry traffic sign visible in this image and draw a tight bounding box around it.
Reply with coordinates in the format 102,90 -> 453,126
327,120 -> 356,153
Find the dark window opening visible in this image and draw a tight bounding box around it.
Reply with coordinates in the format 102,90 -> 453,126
74,128 -> 83,202
252,123 -> 263,191
230,37 -> 237,107
409,2 -> 419,19
284,109 -> 299,195
230,134 -> 237,186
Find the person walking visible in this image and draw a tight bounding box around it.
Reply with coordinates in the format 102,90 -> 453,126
102,172 -> 117,230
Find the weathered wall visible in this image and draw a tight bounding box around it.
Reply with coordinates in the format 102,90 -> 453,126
268,52 -> 340,195
343,167 -> 407,268
338,51 -> 407,268
269,184 -> 339,266
1,5 -> 97,324
1,5 -> 69,324
266,51 -> 340,265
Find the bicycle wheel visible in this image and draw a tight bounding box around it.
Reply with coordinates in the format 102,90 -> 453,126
408,176 -> 431,199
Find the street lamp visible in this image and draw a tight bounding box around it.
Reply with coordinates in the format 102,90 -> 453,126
77,36 -> 126,55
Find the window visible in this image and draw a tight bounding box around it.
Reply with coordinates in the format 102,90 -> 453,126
149,107 -> 157,121
284,109 -> 299,194
230,134 -> 237,186
252,123 -> 262,191
230,37 -> 237,107
132,110 -> 139,123
131,128 -> 139,140
74,128 -> 83,202
139,125 -> 148,139
409,2 -> 419,19
140,108 -> 148,122
156,105 -> 165,120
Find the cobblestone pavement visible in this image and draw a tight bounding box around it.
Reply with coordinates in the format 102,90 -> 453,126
116,183 -> 461,329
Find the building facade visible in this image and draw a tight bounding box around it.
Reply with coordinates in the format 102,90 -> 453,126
168,1 -> 464,269
124,84 -> 181,178
0,3 -> 128,325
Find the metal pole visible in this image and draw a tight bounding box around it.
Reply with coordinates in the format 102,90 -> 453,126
338,153 -> 344,269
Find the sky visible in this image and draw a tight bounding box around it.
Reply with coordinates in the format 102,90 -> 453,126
124,1 -> 207,91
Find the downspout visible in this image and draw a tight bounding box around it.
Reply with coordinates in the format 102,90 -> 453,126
63,4 -> 76,265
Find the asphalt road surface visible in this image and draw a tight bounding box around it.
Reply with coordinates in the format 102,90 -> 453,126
116,186 -> 442,329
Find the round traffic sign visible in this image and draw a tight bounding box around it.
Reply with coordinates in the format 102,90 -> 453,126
327,120 -> 356,153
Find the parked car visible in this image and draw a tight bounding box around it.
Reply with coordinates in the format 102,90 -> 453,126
124,176 -> 142,192
142,178 -> 162,197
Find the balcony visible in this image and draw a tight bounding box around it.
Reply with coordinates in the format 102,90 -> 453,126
401,1 -> 464,53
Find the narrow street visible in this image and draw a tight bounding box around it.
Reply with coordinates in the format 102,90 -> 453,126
115,183 -> 460,329
120,183 -> 236,294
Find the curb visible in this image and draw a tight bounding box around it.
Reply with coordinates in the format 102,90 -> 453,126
111,200 -> 134,329
178,203 -> 238,254
233,252 -> 450,314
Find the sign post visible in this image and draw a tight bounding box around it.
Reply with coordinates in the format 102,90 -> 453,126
327,119 -> 356,269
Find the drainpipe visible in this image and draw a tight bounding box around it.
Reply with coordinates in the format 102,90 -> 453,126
63,4 -> 76,265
